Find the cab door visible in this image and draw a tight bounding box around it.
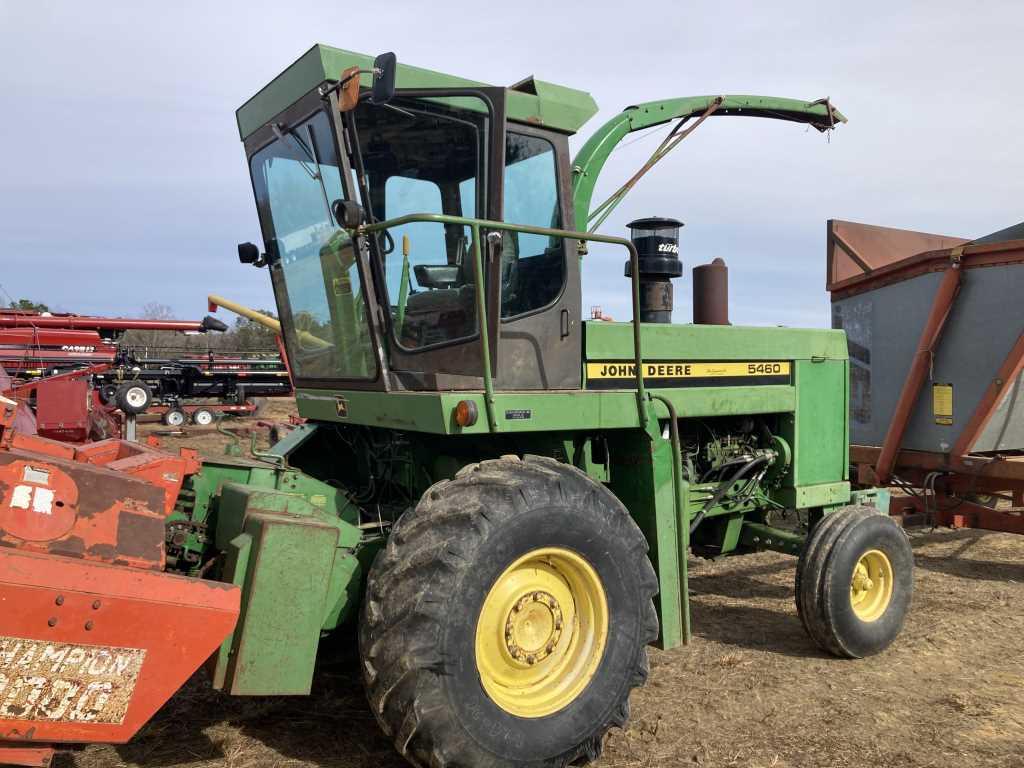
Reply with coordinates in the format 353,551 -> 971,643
345,88 -> 506,391
494,126 -> 582,391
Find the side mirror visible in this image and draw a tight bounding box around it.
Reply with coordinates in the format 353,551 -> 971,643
238,242 -> 261,264
332,199 -> 365,229
370,52 -> 397,105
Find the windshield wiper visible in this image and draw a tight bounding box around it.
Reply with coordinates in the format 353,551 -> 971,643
272,121 -> 335,223
272,123 -> 321,181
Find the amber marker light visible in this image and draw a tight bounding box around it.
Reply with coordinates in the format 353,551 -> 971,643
454,400 -> 479,427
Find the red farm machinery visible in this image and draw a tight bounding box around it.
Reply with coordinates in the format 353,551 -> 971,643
0,395 -> 240,767
0,308 -> 292,436
829,219 -> 1024,534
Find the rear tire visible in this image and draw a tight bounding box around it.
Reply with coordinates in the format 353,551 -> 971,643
796,505 -> 913,658
359,455 -> 659,768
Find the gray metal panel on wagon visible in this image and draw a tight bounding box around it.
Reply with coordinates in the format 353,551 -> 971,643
834,265 -> 1024,453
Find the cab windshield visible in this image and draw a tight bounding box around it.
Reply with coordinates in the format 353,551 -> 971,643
354,97 -> 487,350
354,98 -> 565,350
249,110 -> 376,380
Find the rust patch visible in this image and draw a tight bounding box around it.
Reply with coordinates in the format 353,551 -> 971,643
51,536 -> 85,557
85,543 -> 116,560
115,513 -> 163,561
72,467 -> 163,521
0,635 -> 145,724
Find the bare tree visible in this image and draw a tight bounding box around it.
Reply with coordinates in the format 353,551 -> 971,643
140,302 -> 176,321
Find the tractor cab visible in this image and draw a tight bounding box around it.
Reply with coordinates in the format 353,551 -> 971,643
239,46 -> 596,394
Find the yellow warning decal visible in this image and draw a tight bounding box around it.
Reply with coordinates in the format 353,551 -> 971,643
585,361 -> 791,389
933,383 -> 953,426
587,361 -> 790,379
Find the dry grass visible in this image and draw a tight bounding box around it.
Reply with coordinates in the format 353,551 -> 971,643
67,406 -> 1024,768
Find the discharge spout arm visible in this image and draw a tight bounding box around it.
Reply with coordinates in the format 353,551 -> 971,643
571,95 -> 846,232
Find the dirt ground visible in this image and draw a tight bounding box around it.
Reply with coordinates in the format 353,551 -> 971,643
66,404 -> 1024,768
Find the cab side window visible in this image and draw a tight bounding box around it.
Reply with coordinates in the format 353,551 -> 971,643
383,177 -> 446,297
501,133 -> 564,318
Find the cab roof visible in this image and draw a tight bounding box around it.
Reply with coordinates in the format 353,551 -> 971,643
236,44 -> 599,141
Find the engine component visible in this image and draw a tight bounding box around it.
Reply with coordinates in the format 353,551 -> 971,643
624,217 -> 684,323
693,257 -> 729,325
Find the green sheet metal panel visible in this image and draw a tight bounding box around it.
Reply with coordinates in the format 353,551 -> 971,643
607,428 -> 683,649
775,480 -> 850,509
212,481 -> 363,694
236,44 -> 598,140
294,386 -> 796,433
584,321 -> 849,361
224,512 -> 339,695
793,359 -> 849,487
211,531 -> 252,691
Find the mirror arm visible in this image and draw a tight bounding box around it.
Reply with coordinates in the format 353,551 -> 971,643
318,68 -> 373,98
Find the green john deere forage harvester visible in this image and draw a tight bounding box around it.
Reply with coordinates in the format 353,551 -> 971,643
204,46 -> 910,767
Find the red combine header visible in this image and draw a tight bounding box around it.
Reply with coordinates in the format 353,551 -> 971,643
1,307 -> 292,436
0,309 -> 227,378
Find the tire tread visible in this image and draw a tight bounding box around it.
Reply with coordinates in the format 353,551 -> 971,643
360,455 -> 657,768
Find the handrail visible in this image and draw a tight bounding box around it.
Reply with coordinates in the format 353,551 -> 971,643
360,213 -> 648,430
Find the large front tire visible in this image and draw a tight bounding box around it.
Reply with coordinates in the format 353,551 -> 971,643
359,456 -> 659,768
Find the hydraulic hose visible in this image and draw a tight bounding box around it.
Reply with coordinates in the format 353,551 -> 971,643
689,454 -> 771,535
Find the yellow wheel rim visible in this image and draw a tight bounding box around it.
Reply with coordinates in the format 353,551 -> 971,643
849,549 -> 894,622
475,547 -> 608,718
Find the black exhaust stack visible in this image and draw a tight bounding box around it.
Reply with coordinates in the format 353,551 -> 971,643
625,217 -> 684,323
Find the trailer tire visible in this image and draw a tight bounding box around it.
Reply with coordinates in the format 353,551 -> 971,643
192,408 -> 214,426
162,408 -> 186,427
98,383 -> 119,405
359,455 -> 659,768
796,505 -> 913,658
115,382 -> 152,415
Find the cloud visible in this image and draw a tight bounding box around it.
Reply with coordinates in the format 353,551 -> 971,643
1,0 -> 1021,329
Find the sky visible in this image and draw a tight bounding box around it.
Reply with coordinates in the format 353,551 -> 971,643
1,1 -> 1021,328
